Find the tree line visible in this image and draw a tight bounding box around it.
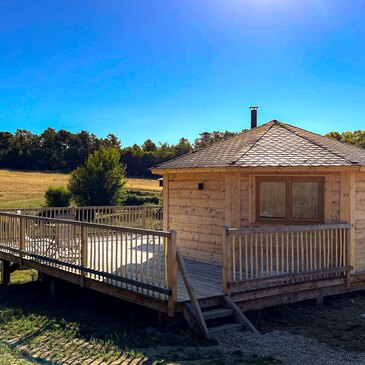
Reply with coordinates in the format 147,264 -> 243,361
0,128 -> 238,176
0,127 -> 363,177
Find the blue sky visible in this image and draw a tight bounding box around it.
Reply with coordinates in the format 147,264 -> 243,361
0,1 -> 364,146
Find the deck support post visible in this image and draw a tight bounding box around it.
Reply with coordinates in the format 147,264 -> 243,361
167,230 -> 177,317
222,225 -> 231,295
0,260 -> 11,285
316,296 -> 324,306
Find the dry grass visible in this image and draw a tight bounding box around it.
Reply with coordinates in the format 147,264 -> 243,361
0,170 -> 69,209
126,177 -> 162,192
0,169 -> 161,209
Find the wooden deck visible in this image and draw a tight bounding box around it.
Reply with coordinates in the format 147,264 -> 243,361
0,210 -> 361,322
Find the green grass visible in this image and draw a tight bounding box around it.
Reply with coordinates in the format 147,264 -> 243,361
0,270 -> 281,364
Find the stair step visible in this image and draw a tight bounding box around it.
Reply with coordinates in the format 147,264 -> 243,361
203,308 -> 234,320
209,323 -> 242,337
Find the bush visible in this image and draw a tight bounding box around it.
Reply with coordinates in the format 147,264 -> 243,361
68,146 -> 127,206
45,186 -> 72,207
124,190 -> 161,206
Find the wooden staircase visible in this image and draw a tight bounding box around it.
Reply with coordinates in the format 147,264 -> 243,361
183,296 -> 258,338
177,249 -> 258,339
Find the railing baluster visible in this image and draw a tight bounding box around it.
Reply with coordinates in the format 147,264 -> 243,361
260,233 -> 264,277
270,233 -> 273,276
239,235 -> 242,281
223,224 -> 351,292
245,235 -> 248,281
232,235 -> 236,282
266,233 -> 269,277
255,234 -> 258,279
275,233 -> 279,276
250,234 -> 253,279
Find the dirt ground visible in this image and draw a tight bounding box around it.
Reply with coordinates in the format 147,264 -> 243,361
249,292 -> 365,352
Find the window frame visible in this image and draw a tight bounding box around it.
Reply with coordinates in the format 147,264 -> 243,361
255,176 -> 324,224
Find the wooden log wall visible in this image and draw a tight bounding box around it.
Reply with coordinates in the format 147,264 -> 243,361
167,172 -> 226,263
354,172 -> 365,272
166,170 -> 344,265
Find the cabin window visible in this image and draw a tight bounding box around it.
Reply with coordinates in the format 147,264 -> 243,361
256,177 -> 324,223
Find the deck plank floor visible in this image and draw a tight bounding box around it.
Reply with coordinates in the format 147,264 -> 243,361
2,234 -> 225,303
177,259 -> 223,302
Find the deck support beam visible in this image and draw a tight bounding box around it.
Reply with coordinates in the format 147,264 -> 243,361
0,260 -> 11,285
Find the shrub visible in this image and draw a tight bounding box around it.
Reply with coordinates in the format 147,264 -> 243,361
124,190 -> 161,206
68,146 -> 127,206
45,186 -> 72,207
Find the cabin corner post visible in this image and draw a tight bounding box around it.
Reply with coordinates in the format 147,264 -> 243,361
340,171 -> 356,273
163,174 -> 169,231
222,225 -> 232,295
167,229 -> 177,316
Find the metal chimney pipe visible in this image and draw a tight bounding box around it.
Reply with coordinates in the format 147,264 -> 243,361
249,106 -> 258,129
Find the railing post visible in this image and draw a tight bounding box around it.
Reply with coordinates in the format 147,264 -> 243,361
80,225 -> 88,287
70,206 -> 76,219
19,217 -> 25,264
346,227 -> 351,288
142,206 -> 147,229
222,225 -> 232,295
167,229 -> 177,316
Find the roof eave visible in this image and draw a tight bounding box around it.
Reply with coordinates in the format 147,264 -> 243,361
151,165 -> 361,175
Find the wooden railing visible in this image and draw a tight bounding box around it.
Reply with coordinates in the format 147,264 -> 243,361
0,211 -> 177,315
2,205 -> 163,230
222,223 -> 352,294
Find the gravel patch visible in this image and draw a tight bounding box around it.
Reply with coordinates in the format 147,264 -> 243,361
218,330 -> 365,365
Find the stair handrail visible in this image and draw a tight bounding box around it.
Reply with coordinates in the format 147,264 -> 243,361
176,249 -> 210,339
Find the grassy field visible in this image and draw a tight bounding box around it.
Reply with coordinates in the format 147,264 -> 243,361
0,169 -> 161,209
0,270 -> 278,365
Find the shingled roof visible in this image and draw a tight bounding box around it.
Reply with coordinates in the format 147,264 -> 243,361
153,120 -> 365,170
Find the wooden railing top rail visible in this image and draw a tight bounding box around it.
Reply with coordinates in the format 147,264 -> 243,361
227,223 -> 352,235
0,211 -> 171,237
1,204 -> 163,211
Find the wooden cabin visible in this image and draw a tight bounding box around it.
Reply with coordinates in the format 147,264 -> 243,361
152,120 -> 365,275
3,119 -> 365,338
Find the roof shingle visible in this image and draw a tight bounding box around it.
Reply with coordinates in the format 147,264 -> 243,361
153,120 -> 365,170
